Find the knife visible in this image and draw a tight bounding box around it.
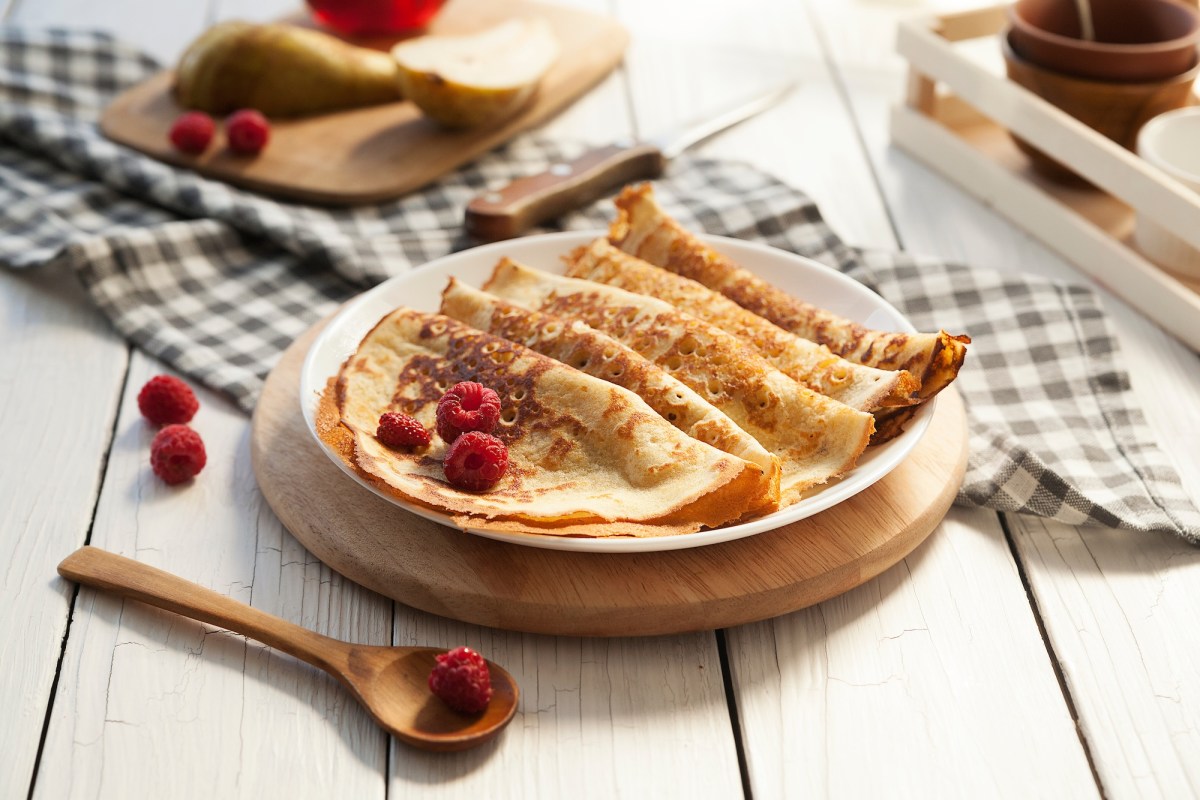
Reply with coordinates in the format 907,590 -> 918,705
463,82 -> 796,242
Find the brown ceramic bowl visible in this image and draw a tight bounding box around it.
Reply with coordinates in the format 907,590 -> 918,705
1009,0 -> 1200,82
1003,33 -> 1200,179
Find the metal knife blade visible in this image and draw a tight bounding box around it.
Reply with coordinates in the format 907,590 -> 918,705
463,82 -> 796,242
652,82 -> 795,159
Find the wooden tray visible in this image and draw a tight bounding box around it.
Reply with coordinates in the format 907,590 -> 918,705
249,320 -> 969,638
100,0 -> 627,206
892,5 -> 1200,352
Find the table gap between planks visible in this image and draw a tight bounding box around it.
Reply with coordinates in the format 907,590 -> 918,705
2,0 -> 1195,797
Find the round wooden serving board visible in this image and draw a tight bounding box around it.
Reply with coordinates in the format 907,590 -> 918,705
251,322 -> 969,637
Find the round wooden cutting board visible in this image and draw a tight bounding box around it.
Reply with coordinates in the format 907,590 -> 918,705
251,323 -> 969,637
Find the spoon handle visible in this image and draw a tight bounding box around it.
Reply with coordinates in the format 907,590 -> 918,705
58,546 -> 351,675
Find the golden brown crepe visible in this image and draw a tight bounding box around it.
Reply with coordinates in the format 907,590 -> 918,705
482,259 -> 875,505
440,278 -> 781,514
322,307 -> 768,537
564,238 -> 919,412
609,184 -> 969,404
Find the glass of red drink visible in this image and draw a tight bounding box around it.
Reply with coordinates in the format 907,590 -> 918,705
307,0 -> 445,36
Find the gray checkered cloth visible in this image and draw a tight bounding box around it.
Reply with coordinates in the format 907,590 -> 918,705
2,29 -> 1197,542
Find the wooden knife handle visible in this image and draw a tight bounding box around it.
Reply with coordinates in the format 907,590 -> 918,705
464,143 -> 666,242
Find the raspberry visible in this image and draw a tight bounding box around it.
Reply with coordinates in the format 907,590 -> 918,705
443,431 -> 508,491
428,646 -> 493,714
376,411 -> 430,448
435,381 -> 501,442
225,109 -> 270,155
150,425 -> 207,485
168,111 -> 215,154
137,375 -> 199,425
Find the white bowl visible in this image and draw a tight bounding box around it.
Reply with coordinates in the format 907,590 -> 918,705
299,231 -> 934,553
1135,107 -> 1200,281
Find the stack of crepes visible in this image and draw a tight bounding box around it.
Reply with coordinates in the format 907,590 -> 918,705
319,185 -> 970,538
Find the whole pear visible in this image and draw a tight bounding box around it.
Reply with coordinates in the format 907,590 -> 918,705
175,21 -> 402,117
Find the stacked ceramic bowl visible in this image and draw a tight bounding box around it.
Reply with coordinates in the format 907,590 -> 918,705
1006,0 -> 1200,279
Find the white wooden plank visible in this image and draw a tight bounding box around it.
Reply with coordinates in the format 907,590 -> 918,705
0,265 -> 128,800
35,352 -> 393,799
379,2 -> 742,793
1009,518 -> 1200,799
212,0 -> 296,24
807,1 -> 1200,796
388,620 -> 744,797
613,0 -> 896,250
12,1 -> 745,797
731,508 -> 1098,798
19,1 -> 745,795
8,0 -> 210,67
616,0 -> 1101,794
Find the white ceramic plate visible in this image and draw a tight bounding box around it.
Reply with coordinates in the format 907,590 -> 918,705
300,231 -> 933,553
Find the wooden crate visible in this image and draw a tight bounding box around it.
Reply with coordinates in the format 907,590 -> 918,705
891,5 -> 1200,352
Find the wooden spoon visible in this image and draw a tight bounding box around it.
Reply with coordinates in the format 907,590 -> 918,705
57,546 -> 519,752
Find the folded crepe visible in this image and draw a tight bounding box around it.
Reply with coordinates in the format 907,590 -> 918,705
440,278 -> 782,514
564,238 -> 919,412
482,259 -> 875,504
609,184 -> 969,404
320,308 -> 768,537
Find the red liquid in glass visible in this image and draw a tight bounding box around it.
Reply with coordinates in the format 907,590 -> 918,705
307,0 -> 445,36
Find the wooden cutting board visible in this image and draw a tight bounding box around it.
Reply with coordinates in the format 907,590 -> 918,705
100,0 -> 627,205
250,320 -> 970,637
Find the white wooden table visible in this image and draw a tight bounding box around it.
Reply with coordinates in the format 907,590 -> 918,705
4,0 -> 1200,797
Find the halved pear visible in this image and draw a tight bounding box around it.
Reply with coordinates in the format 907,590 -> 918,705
391,18 -> 559,129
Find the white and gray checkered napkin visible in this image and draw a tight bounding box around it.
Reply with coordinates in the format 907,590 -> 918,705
2,29 -> 1197,542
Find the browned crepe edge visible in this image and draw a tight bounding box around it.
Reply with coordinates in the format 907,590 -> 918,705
480,258 -> 876,502
563,239 -> 922,412
438,277 -> 783,515
609,184 -> 969,404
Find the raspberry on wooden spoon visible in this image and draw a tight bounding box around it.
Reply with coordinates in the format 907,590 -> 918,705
428,646 -> 493,714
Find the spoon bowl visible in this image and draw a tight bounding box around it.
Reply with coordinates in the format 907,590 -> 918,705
57,546 -> 519,752
345,645 -> 518,750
